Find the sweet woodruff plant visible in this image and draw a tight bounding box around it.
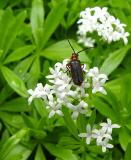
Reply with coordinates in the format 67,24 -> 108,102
28,7 -> 129,152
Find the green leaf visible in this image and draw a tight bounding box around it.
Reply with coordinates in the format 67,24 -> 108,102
119,127 -> 131,151
40,40 -> 90,63
1,66 -> 28,97
0,111 -> 25,129
77,114 -> 87,133
35,145 -> 46,160
3,144 -> 32,160
0,98 -> 29,112
92,97 -> 117,121
100,88 -> 121,119
42,0 -> 67,48
119,75 -> 131,113
34,99 -> 48,118
67,0 -> 79,27
22,113 -> 35,128
44,143 -> 78,160
0,49 -> 3,59
0,10 -> 14,50
59,136 -> 80,150
4,45 -> 35,64
109,0 -> 131,10
100,46 -> 130,75
0,85 -> 13,104
28,57 -> 40,86
29,129 -> 46,140
0,0 -> 9,9
124,143 -> 131,160
30,57 -> 40,80
0,129 -> 28,160
1,11 -> 26,56
14,56 -> 34,77
31,0 -> 44,47
62,107 -> 78,139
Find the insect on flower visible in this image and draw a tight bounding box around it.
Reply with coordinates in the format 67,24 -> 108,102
66,40 -> 88,85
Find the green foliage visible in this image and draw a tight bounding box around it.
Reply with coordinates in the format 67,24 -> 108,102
0,0 -> 131,159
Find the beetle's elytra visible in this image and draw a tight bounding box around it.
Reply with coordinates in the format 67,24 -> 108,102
66,40 -> 85,85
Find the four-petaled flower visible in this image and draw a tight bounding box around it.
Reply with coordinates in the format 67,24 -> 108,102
67,101 -> 88,119
100,118 -> 120,134
79,124 -> 93,144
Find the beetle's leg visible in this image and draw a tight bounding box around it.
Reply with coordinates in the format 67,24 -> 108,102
65,63 -> 71,76
81,64 -> 84,70
66,63 -> 71,71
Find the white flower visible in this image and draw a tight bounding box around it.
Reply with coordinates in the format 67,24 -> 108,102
100,118 -> 120,134
87,67 -> 108,94
79,124 -> 93,144
92,78 -> 107,95
87,67 -> 99,78
77,7 -> 129,46
47,99 -> 63,118
98,138 -> 113,152
79,118 -> 120,152
67,101 -> 88,119
28,59 -> 108,123
27,83 -> 53,104
78,36 -> 95,47
92,128 -> 112,145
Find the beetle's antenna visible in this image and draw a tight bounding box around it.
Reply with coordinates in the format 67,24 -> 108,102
77,48 -> 90,54
68,39 -> 75,53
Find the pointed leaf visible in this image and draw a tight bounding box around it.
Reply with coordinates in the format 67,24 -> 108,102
100,46 -> 130,75
35,145 -> 46,160
42,0 -> 67,48
62,107 -> 78,139
1,66 -> 28,97
4,45 -> 35,64
119,127 -> 131,151
124,143 -> 131,160
0,98 -> 29,112
44,143 -> 77,160
2,11 -> 26,56
31,0 -> 44,47
0,129 -> 28,160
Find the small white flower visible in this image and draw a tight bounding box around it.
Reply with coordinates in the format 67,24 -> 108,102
100,118 -> 120,134
92,78 -> 107,95
27,83 -> 53,104
98,138 -> 113,152
87,67 -> 108,94
79,124 -> 93,144
92,128 -> 112,145
87,67 -> 99,78
47,99 -> 63,118
78,36 -> 95,47
67,101 -> 88,119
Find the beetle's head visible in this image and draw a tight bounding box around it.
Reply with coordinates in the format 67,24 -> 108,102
71,53 -> 78,60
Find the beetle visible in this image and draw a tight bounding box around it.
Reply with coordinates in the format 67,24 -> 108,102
66,40 -> 86,86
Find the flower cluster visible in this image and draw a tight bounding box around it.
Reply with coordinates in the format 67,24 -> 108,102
77,7 -> 129,47
28,59 -> 108,119
79,119 -> 120,152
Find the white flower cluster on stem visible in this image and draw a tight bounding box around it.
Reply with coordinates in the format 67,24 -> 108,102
77,7 -> 129,47
79,118 -> 120,152
28,59 -> 108,119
